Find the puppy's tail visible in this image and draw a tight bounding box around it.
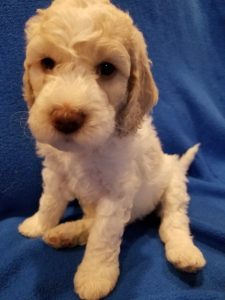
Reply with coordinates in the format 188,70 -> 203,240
179,143 -> 200,174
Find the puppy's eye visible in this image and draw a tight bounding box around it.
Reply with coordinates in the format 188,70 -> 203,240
41,57 -> 56,70
97,62 -> 116,77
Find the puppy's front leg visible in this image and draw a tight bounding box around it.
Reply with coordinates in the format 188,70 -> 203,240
75,197 -> 132,300
18,168 -> 70,238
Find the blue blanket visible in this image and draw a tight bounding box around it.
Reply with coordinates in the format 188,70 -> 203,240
0,0 -> 225,299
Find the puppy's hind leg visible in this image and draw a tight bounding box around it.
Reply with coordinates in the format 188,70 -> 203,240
159,145 -> 206,272
43,204 -> 95,248
43,218 -> 93,248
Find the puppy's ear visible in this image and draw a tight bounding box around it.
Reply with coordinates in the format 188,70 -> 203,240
97,0 -> 110,3
117,29 -> 158,136
92,0 -> 110,3
23,60 -> 34,108
22,11 -> 44,108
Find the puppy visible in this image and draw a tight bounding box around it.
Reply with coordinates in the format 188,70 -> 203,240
18,0 -> 206,299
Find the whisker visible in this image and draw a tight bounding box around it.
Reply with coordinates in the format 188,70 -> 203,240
10,111 -> 33,140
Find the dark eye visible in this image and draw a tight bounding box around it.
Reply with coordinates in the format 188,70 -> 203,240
97,62 -> 116,77
41,57 -> 55,70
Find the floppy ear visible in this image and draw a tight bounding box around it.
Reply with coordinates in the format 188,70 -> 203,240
22,12 -> 44,108
23,60 -> 35,108
96,0 -> 110,3
85,0 -> 110,4
117,28 -> 158,136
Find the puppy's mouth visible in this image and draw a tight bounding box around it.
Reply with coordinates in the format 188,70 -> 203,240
29,100 -> 116,151
49,136 -> 79,152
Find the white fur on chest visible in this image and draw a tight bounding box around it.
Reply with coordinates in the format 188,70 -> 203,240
38,117 -> 172,221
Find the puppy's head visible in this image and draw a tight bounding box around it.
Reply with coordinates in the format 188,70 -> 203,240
24,0 -> 158,151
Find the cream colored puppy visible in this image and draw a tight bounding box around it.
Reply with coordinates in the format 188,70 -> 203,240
18,0 -> 206,299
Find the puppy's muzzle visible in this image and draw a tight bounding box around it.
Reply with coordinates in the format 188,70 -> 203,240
51,107 -> 86,134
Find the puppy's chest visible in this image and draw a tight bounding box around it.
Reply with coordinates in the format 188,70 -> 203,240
59,154 -> 118,202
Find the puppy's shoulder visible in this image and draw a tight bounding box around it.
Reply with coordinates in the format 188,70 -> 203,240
36,142 -> 70,170
137,116 -> 162,151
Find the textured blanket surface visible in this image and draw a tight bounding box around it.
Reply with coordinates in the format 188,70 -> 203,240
0,0 -> 225,299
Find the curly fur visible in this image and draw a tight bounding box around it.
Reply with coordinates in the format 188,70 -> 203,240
18,0 -> 206,299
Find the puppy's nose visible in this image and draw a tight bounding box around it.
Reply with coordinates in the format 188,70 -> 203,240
51,108 -> 85,134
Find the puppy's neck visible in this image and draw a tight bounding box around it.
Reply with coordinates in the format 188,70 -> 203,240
36,131 -> 136,162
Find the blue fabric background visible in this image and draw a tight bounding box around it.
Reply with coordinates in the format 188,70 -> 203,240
0,0 -> 225,299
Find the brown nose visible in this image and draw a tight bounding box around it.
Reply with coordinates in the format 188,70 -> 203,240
51,108 -> 85,134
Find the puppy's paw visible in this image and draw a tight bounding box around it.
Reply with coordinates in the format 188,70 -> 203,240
165,241 -> 206,272
74,260 -> 119,300
43,220 -> 89,249
18,213 -> 45,238
43,228 -> 76,249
